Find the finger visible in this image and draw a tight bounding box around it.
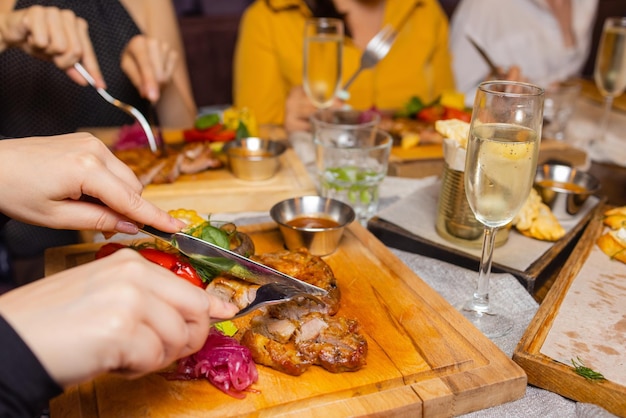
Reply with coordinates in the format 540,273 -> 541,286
132,38 -> 159,102
53,10 -> 88,70
163,48 -> 178,82
112,322 -> 169,378
22,6 -> 52,50
75,17 -> 106,88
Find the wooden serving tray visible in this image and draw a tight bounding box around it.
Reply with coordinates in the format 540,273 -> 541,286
46,222 -> 526,417
80,127 -> 316,214
140,148 -> 316,213
513,205 -> 626,417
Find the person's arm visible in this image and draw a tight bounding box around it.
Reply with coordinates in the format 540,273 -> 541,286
0,4 -> 105,87
0,314 -> 62,417
120,0 -> 197,129
0,133 -> 184,234
0,249 -> 238,388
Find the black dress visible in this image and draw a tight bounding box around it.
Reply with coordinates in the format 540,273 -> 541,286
0,0 -> 148,137
0,0 -> 147,284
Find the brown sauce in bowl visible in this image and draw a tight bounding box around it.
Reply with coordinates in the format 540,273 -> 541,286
536,179 -> 587,194
286,216 -> 340,229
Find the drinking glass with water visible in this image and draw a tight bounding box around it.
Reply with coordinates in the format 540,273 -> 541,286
314,126 -> 391,226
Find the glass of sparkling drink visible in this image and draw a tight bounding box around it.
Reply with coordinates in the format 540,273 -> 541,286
460,80 -> 544,338
314,125 -> 391,227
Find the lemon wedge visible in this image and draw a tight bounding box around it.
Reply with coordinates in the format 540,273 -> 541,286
434,119 -> 470,148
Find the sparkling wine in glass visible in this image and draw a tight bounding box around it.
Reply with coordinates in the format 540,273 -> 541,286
593,17 -> 626,143
460,81 -> 544,338
303,18 -> 343,109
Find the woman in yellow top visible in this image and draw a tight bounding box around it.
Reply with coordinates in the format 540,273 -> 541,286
234,0 -> 455,132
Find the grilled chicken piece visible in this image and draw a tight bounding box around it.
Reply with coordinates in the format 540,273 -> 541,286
252,248 -> 341,315
205,277 -> 259,310
179,142 -> 224,173
240,329 -> 311,376
113,143 -> 223,186
240,311 -> 367,375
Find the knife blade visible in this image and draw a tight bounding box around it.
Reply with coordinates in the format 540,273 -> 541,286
140,226 -> 328,296
466,35 -> 503,78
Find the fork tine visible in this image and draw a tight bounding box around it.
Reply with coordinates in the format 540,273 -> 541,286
231,283 -> 325,319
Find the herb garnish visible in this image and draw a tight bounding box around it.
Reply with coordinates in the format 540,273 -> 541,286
571,357 -> 606,381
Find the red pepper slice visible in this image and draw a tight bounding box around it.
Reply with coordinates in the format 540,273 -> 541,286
95,243 -> 205,288
442,107 -> 472,122
417,105 -> 445,123
138,248 -> 205,288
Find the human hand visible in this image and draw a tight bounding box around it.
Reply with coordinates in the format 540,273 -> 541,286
0,249 -> 238,386
0,133 -> 184,234
0,6 -> 104,88
121,34 -> 178,103
284,86 -> 344,133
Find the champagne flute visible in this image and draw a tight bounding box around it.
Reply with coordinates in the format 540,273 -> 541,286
593,17 -> 626,143
303,18 -> 344,109
460,81 -> 544,338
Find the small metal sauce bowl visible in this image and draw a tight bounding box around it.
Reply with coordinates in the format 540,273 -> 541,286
534,164 -> 600,219
222,138 -> 286,181
270,196 -> 355,256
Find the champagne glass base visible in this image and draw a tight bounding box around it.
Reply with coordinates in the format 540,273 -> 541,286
457,302 -> 514,338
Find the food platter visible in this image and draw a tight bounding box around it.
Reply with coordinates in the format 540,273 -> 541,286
368,182 -> 604,293
80,127 -> 316,214
46,222 -> 526,417
513,206 -> 626,417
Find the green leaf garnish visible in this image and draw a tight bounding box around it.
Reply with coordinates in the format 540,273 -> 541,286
571,357 -> 606,381
214,320 -> 238,337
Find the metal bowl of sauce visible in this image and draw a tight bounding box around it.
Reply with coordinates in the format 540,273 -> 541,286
222,137 -> 286,181
534,164 -> 600,219
270,196 -> 355,256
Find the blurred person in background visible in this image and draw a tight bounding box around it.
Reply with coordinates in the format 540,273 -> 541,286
233,0 -> 455,133
449,0 -> 598,105
0,0 -> 197,285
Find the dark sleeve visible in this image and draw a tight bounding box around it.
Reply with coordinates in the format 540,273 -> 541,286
0,315 -> 63,418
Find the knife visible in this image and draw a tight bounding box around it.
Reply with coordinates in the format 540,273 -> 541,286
465,35 -> 503,78
140,226 -> 328,296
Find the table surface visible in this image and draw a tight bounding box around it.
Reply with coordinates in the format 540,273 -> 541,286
79,83 -> 624,416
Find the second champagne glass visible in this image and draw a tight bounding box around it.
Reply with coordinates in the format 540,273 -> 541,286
303,18 -> 344,109
593,16 -> 626,143
461,81 -> 544,338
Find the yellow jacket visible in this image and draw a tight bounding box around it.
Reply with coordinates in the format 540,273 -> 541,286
234,0 -> 455,126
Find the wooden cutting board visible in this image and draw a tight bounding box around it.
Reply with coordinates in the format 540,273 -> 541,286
513,204 -> 626,417
79,127 -> 316,213
47,222 -> 526,417
140,148 -> 316,213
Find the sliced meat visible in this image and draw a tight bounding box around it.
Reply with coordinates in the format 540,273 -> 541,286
252,248 -> 341,315
240,311 -> 367,375
179,142 -> 224,173
239,329 -> 311,376
205,277 -> 258,309
151,152 -> 184,184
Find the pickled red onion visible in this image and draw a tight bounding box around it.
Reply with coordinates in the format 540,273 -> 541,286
162,328 -> 258,399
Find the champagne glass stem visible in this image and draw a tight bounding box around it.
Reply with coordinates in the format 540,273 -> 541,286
467,227 -> 497,313
597,95 -> 614,143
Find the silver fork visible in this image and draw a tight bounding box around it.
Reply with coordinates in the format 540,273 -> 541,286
232,282 -> 325,319
73,63 -> 159,153
341,24 -> 397,92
